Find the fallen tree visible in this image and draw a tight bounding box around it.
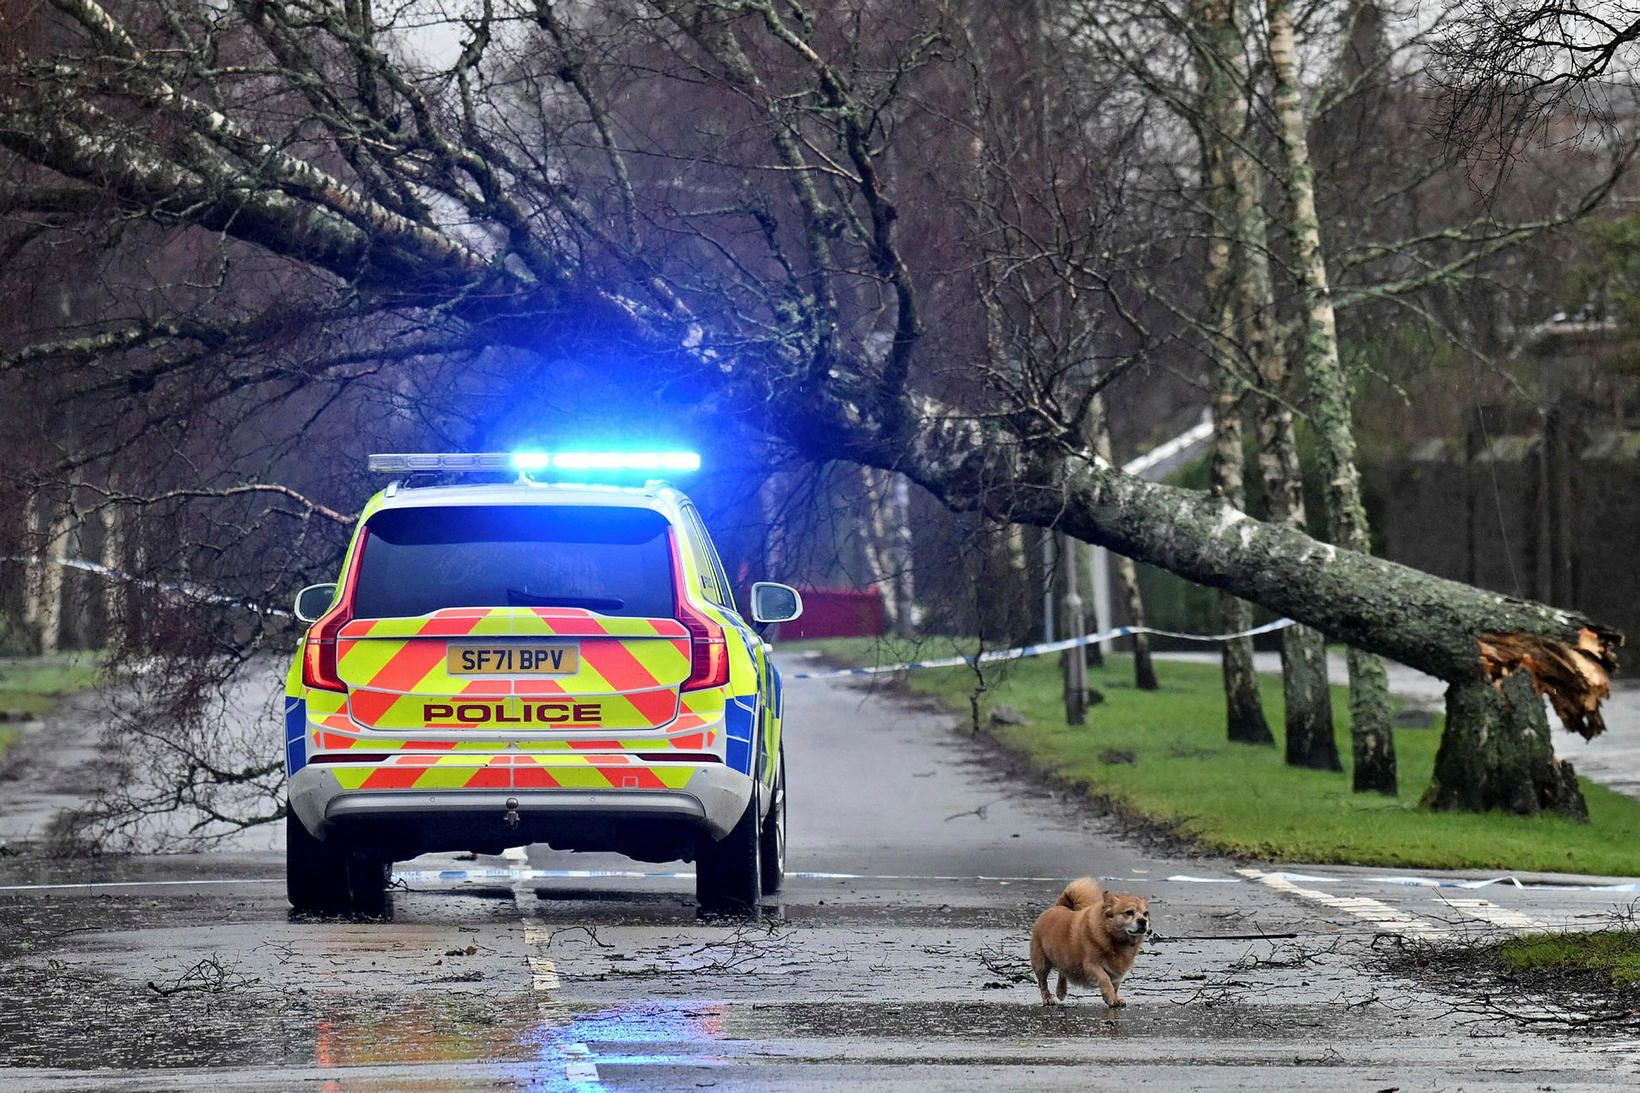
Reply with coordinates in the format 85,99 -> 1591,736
0,0 -> 1620,818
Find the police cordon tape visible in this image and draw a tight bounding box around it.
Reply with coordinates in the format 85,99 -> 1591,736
17,554 -> 1293,671
379,867 -> 1639,892
784,618 -> 1298,681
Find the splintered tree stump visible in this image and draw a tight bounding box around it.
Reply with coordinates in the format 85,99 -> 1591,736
1423,672 -> 1587,820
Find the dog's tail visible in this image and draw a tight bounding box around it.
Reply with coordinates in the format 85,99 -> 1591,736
1055,877 -> 1104,911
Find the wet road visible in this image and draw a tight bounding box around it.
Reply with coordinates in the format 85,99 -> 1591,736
3,657 -> 1640,1089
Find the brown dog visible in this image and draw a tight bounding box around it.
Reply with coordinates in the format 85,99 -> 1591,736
1029,877 -> 1151,1007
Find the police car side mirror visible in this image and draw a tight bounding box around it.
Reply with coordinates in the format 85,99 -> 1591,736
294,583 -> 338,624
750,582 -> 803,625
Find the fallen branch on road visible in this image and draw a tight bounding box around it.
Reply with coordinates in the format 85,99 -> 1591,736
146,955 -> 258,997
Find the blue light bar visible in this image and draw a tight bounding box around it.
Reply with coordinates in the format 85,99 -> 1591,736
536,451 -> 701,473
368,451 -> 701,476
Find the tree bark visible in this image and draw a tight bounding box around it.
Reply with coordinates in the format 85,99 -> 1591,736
1082,541 -> 1105,668
100,500 -> 126,649
1424,671 -> 1585,820
888,475 -> 917,637
859,467 -> 904,633
1267,0 -> 1396,794
880,413 -> 1620,746
1210,384 -> 1275,745
1057,533 -> 1089,725
1240,193 -> 1337,766
1186,0 -> 1334,766
37,496 -> 72,656
1196,8 -> 1275,747
1091,397 -> 1158,691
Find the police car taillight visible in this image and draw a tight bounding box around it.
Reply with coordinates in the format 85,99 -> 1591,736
302,537 -> 367,693
301,601 -> 350,693
669,530 -> 730,692
678,603 -> 730,692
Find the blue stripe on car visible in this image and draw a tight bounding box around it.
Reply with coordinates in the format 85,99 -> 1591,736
285,696 -> 307,774
724,694 -> 756,774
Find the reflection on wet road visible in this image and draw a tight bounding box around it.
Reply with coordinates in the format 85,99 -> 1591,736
6,862 -> 1640,1090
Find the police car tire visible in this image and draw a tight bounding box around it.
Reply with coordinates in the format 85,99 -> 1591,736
695,780 -> 761,912
346,854 -> 392,919
286,812 -> 351,915
759,747 -> 786,896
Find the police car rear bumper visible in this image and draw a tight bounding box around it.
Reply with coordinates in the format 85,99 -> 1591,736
288,762 -> 752,843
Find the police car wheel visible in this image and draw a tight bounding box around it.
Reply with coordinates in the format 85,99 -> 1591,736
286,812 -> 351,915
346,854 -> 392,919
759,747 -> 786,896
695,780 -> 762,913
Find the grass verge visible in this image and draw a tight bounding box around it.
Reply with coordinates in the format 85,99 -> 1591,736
789,637 -> 1640,875
1387,927 -> 1640,1033
1498,931 -> 1640,987
0,656 -> 102,761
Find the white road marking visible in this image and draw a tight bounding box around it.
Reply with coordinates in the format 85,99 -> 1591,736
0,877 -> 283,892
1437,897 -> 1548,931
523,923 -> 563,992
1238,868 -> 1443,936
521,911 -> 599,1085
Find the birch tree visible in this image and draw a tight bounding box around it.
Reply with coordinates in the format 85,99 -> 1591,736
1266,0 -> 1397,792
1194,0 -> 1275,746
1184,0 -> 1341,768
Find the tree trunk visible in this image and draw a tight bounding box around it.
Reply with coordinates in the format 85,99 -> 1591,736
889,475 -> 917,636
99,500 -> 126,650
859,468 -> 918,637
1189,0 -> 1335,766
1082,541 -> 1105,668
21,492 -> 44,634
1057,533 -> 1089,725
1197,20 -> 1274,746
1118,554 -> 1159,691
37,496 -> 72,656
1209,383 -> 1274,745
1239,177 -> 1338,771
1424,671 -> 1585,820
1267,0 -> 1396,794
859,466 -> 900,632
1090,397 -> 1157,691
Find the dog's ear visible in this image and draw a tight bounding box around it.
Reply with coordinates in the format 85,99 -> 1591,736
1101,891 -> 1115,910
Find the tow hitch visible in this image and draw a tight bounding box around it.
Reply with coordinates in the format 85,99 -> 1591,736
503,796 -> 521,830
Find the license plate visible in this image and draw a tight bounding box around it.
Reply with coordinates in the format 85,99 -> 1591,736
446,643 -> 580,675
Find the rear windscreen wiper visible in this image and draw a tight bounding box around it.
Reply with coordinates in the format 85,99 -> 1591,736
505,589 -> 625,610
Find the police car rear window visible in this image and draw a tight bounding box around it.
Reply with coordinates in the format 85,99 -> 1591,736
352,506 -> 675,620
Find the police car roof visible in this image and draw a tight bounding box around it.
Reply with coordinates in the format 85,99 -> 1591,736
372,479 -> 689,517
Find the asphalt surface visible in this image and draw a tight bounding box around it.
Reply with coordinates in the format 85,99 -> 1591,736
2,654 -> 1639,1089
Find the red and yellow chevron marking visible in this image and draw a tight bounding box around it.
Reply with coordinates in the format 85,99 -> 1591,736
306,682 -> 721,754
327,754 -> 700,792
312,730 -> 719,753
329,608 -> 691,731
343,609 -> 689,641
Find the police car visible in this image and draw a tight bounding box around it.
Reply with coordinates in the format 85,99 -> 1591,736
284,452 -> 801,915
